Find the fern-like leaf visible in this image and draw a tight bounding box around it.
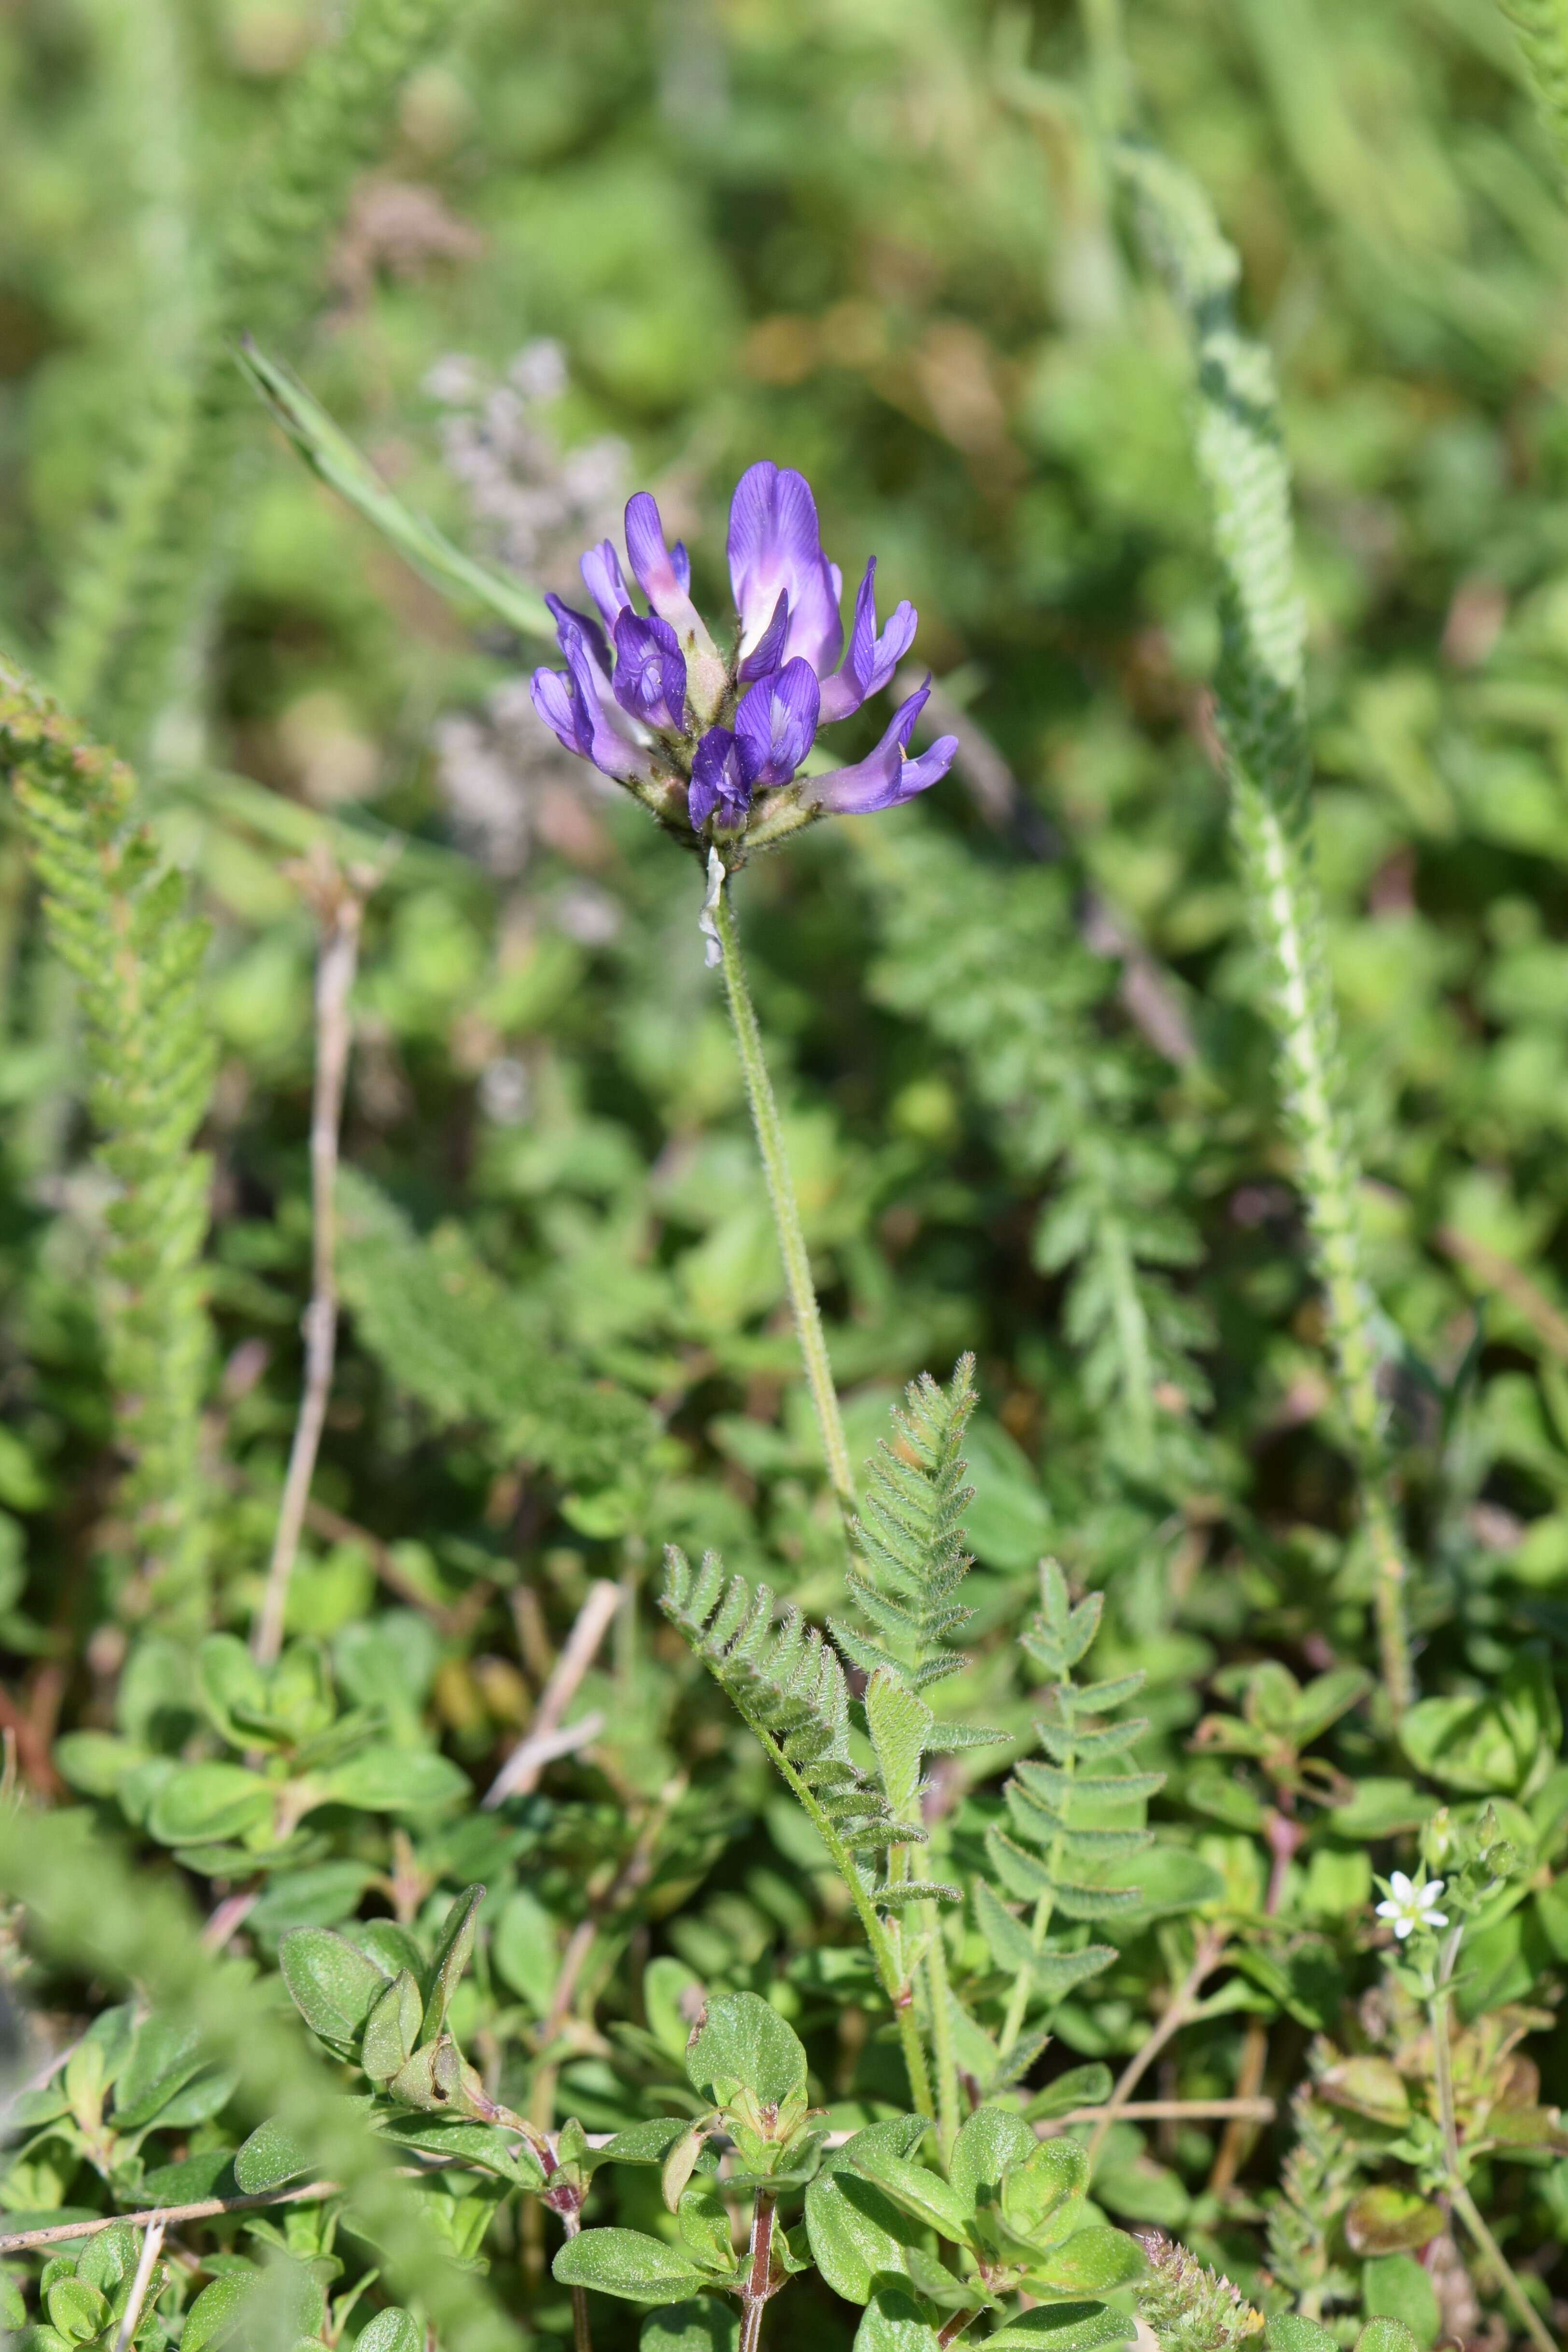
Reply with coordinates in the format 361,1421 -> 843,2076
0,654 -> 215,1608
55,0 -> 467,744
661,1548 -> 900,1859
832,1354 -> 986,1695
1117,133 -> 1414,1714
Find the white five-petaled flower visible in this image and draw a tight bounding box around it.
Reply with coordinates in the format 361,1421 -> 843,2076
1375,1870 -> 1448,1940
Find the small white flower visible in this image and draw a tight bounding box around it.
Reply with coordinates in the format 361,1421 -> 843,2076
1375,1870 -> 1448,1940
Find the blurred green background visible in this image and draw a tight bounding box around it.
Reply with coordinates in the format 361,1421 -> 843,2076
5,0 -> 1568,1775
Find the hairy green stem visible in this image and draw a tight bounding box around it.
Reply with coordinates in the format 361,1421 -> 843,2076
1238,784 -> 1413,1716
722,1678 -> 933,2121
1119,135 -> 1416,1720
921,1898 -> 962,2159
713,874 -> 856,1530
1431,1931 -> 1555,2352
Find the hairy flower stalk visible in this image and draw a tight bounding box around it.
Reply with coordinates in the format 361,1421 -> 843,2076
535,465 -> 958,1523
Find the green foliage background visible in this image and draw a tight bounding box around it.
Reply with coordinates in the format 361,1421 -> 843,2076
5,0 -> 1568,2346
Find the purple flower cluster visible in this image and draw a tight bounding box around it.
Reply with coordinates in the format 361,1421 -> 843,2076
531,461 -> 957,848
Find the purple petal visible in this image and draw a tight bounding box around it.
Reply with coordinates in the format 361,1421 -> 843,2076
727,460 -> 844,679
804,680 -> 954,815
580,540 -> 632,633
531,666 -> 589,759
561,625 -> 654,784
735,657 -> 820,787
671,540 -> 692,592
738,589 -> 790,683
625,493 -> 687,615
689,726 -> 753,831
611,610 -> 687,733
819,559 -> 918,723
622,491 -> 724,720
547,591 -> 611,681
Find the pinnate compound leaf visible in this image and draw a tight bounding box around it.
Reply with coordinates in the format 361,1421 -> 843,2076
553,2229 -> 712,2305
279,1926 -> 390,2046
685,1990 -> 807,2107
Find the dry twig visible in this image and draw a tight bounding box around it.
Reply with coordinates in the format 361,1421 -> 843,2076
253,855 -> 375,1665
483,1577 -> 621,1806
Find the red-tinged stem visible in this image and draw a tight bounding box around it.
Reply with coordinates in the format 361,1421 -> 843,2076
739,2192 -> 777,2352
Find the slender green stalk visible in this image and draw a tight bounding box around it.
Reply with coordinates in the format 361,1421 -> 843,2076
713,873 -> 856,1530
1430,1932 -> 1555,2352
716,1667 -> 934,2121
1118,136 -> 1415,1719
921,1899 -> 962,2160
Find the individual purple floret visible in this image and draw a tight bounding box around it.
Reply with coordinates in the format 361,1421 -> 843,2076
612,611 -> 687,733
804,680 -> 958,814
529,461 -> 956,853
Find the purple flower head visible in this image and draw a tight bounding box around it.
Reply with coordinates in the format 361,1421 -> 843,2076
728,462 -> 844,679
734,658 -> 820,788
805,679 -> 957,815
819,559 -> 918,723
689,726 -> 753,832
531,460 -> 951,845
612,611 -> 687,733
